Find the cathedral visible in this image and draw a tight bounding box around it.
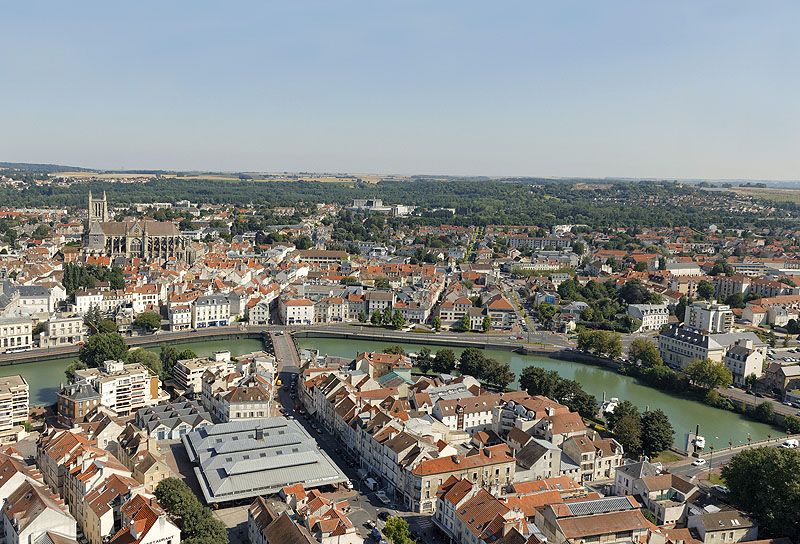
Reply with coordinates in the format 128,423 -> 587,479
84,191 -> 193,263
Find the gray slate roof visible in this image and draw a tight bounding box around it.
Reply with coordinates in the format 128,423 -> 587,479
182,417 -> 347,504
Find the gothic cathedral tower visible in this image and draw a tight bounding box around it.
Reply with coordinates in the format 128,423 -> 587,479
87,190 -> 109,223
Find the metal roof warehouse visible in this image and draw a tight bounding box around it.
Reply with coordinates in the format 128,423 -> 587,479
182,417 -> 348,504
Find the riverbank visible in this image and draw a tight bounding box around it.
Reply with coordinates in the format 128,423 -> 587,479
296,337 -> 776,449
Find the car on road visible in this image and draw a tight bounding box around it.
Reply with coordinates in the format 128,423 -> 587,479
692,458 -> 707,466
344,480 -> 354,490
781,439 -> 799,449
712,485 -> 729,494
377,511 -> 391,521
375,491 -> 391,505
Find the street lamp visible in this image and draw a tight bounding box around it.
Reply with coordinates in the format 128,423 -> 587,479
708,445 -> 714,478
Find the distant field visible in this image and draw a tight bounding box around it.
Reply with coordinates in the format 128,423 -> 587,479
54,171 -> 390,183
728,186 -> 800,204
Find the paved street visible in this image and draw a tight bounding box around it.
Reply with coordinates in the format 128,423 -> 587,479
718,386 -> 800,417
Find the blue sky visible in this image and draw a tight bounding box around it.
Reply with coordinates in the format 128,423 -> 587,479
2,1 -> 798,179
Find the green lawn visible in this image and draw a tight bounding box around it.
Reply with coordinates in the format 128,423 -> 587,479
652,450 -> 683,463
708,473 -> 727,486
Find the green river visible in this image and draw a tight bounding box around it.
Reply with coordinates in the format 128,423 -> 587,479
0,337 -> 776,449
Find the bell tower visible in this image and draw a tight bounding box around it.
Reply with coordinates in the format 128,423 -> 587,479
88,190 -> 109,223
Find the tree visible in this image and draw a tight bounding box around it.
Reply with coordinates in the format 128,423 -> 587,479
65,360 -> 87,381
155,477 -> 198,519
155,478 -> 228,544
484,358 -> 515,389
538,302 -> 557,322
357,311 -> 367,323
482,315 -> 492,332
417,347 -> 433,373
751,401 -> 774,423
79,332 -> 128,367
459,314 -> 471,332
459,348 -> 486,378
783,415 -> 800,434
519,366 -> 560,398
432,349 -> 456,374
383,345 -> 405,355
160,345 -> 179,378
555,381 -> 598,418
675,296 -> 689,321
391,309 -> 406,330
370,310 -> 383,326
744,373 -> 758,391
614,413 -> 643,456
627,338 -> 663,369
696,280 -> 715,301
725,293 -> 745,309
685,358 -> 733,390
375,277 -> 391,289
432,316 -> 442,331
133,310 -> 162,332
710,261 -> 734,276
640,409 -> 674,456
127,348 -> 162,376
605,332 -> 623,358
383,516 -> 411,544
382,306 -> 393,325
606,400 -> 640,432
177,348 -> 197,360
721,447 -> 800,538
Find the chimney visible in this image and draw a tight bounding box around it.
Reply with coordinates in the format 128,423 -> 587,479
452,454 -> 461,464
546,406 -> 555,417
255,427 -> 265,440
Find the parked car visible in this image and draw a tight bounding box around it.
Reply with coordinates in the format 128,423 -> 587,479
377,511 -> 391,521
712,485 -> 729,494
344,480 -> 354,490
781,439 -> 799,449
692,458 -> 707,466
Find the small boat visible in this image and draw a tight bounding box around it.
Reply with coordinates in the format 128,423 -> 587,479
601,397 -> 620,414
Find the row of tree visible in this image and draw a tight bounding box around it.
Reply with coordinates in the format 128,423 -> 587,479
456,348 -> 515,389
576,329 -> 623,358
62,263 -> 125,296
519,366 -> 598,418
605,400 -> 675,456
67,332 -> 195,381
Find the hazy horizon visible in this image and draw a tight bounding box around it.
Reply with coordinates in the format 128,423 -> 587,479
3,1 -> 799,180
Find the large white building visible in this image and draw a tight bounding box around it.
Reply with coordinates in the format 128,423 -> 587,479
723,339 -> 765,386
279,298 -> 314,325
0,375 -> 28,443
40,315 -> 86,348
685,301 -> 733,334
173,351 -> 233,395
74,360 -> 163,416
192,294 -> 231,328
0,317 -> 32,353
627,304 -> 669,331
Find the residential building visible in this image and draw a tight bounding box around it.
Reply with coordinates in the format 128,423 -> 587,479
108,494 -> 181,544
560,434 -> 624,483
2,480 -> 78,544
0,318 -> 32,353
173,351 -> 233,395
407,444 -> 516,514
535,496 -> 651,544
723,339 -> 765,386
279,298 -> 314,325
687,510 -> 758,544
627,304 -> 670,331
57,382 -> 101,424
0,375 -> 28,443
685,301 -> 734,334
39,314 -> 86,348
192,294 -> 231,328
73,359 -> 163,416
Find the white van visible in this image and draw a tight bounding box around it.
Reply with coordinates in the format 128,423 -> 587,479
781,439 -> 799,449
